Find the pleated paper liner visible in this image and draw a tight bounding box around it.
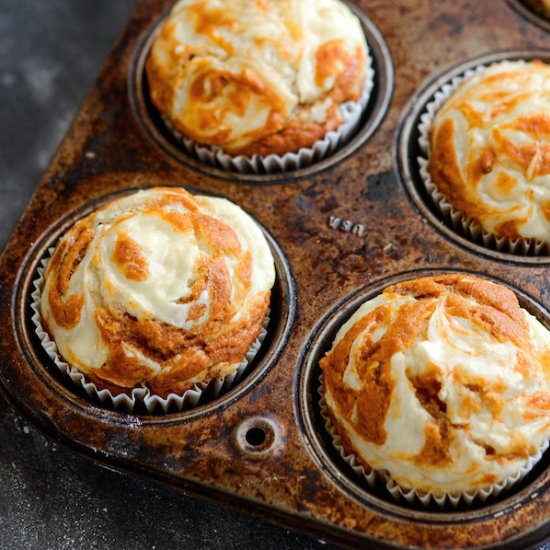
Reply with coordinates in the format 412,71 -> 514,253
318,374 -> 549,508
416,59 -> 549,257
31,248 -> 269,414
161,51 -> 375,175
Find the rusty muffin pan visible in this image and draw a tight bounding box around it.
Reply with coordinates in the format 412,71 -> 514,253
398,48 -> 550,263
507,0 -> 550,32
133,1 -> 394,181
0,1 -> 549,548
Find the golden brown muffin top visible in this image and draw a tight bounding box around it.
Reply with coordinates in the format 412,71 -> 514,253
321,274 -> 550,495
41,187 -> 275,396
429,61 -> 550,242
146,0 -> 368,156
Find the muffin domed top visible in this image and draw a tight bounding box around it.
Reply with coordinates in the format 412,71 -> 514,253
321,274 -> 550,495
429,61 -> 550,242
41,187 -> 275,396
146,0 -> 368,156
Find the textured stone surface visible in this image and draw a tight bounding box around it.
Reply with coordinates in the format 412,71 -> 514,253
0,1 -> 335,549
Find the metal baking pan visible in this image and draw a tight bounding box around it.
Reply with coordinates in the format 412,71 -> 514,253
0,1 -> 549,548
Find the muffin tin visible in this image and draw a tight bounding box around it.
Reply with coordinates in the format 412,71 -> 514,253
133,1 -> 393,180
28,187 -> 291,414
0,1 -> 549,548
398,49 -> 550,262
507,0 -> 550,32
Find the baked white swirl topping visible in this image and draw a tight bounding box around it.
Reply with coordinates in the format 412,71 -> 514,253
146,0 -> 368,156
429,61 -> 550,242
41,187 -> 275,396
321,274 -> 550,495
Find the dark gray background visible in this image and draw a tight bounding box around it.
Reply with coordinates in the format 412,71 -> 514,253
0,1 -> 336,549
0,2 -> 548,550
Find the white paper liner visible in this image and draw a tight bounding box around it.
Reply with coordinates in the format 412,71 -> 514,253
416,59 -> 549,257
31,248 -> 270,414
318,374 -> 549,508
162,51 -> 375,175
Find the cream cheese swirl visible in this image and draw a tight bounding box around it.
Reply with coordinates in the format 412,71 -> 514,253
429,61 -> 550,242
41,187 -> 275,396
321,274 -> 550,495
146,0 -> 368,156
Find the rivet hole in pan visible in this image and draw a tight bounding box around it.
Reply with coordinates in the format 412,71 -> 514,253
296,268 -> 550,524
13,186 -> 296,425
396,49 -> 550,265
129,1 -> 394,184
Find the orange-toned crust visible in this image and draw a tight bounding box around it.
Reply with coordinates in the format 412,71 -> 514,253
112,233 -> 149,282
324,402 -> 373,474
45,217 -> 93,330
315,42 -> 364,105
92,292 -> 269,396
147,52 -> 364,156
234,117 -> 340,158
145,1 -> 366,156
187,1 -> 239,55
410,373 -> 452,467
524,391 -> 550,420
320,274 -> 544,472
428,62 -> 550,241
174,61 -> 289,151
42,188 -> 272,397
429,118 -> 497,224
414,423 -> 452,467
493,115 -> 550,179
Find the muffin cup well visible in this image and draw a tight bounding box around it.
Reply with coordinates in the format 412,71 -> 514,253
162,53 -> 375,175
31,249 -> 270,414
416,60 -> 548,257
523,0 -> 550,19
318,375 -> 549,508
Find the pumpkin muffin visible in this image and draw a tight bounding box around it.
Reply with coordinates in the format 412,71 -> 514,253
40,187 -> 275,397
146,0 -> 369,157
320,274 -> 550,496
428,61 -> 550,245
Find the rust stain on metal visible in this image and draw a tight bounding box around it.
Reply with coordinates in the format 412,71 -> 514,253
0,1 -> 549,549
